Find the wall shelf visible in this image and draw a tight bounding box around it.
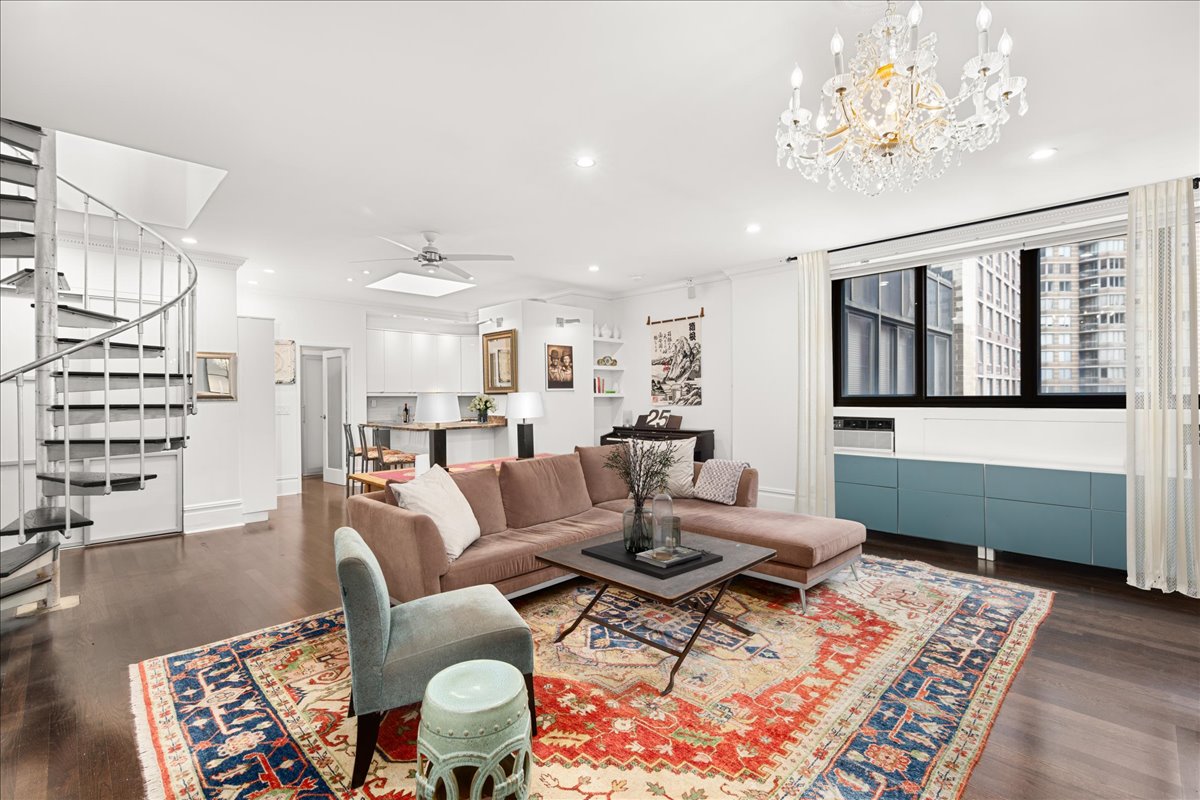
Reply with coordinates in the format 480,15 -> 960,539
594,394 -> 624,399
592,366 -> 624,371
594,338 -> 624,346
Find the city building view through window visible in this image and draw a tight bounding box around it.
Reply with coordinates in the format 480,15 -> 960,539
1038,238 -> 1127,394
838,238 -> 1128,401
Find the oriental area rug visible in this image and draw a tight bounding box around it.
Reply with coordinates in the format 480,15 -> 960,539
130,556 -> 1053,800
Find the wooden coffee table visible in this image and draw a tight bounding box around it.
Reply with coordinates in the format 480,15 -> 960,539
538,531 -> 776,695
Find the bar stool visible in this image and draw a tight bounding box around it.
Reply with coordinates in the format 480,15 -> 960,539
358,424 -> 385,471
371,427 -> 417,468
343,423 -> 363,496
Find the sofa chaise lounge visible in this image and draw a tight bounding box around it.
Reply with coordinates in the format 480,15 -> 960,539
347,447 -> 866,613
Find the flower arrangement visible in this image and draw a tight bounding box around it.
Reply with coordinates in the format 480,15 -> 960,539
604,439 -> 680,552
468,395 -> 496,421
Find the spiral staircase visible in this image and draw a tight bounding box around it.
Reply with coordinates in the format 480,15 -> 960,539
0,118 -> 198,613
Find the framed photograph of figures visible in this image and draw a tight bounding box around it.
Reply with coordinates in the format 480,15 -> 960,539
546,344 -> 575,390
650,315 -> 702,406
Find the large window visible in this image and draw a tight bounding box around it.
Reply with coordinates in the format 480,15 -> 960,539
833,239 -> 1125,408
1037,237 -> 1126,394
841,270 -> 916,397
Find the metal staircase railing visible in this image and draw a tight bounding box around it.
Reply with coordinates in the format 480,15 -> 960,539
0,119 -> 197,611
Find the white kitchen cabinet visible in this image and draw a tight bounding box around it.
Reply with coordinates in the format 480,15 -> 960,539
460,336 -> 482,394
411,333 -> 438,392
437,335 -> 461,393
384,330 -> 412,393
366,329 -> 385,393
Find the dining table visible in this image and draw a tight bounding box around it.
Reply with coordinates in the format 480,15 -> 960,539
349,453 -> 555,492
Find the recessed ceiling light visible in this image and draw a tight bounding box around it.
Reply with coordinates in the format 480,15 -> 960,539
745,223 -> 762,234
247,280 -> 258,286
588,264 -> 600,272
346,277 -> 353,282
263,268 -> 275,274
630,274 -> 645,281
362,269 -> 371,275
423,318 -> 430,321
1029,147 -> 1058,161
181,236 -> 197,245
575,156 -> 596,168
392,314 -> 398,318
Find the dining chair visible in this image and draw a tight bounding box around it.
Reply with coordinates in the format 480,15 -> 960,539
343,423 -> 363,496
334,527 -> 537,788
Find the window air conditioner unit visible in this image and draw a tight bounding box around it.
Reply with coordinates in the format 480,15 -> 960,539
833,416 -> 895,453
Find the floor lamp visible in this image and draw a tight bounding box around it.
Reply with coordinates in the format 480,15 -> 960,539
415,392 -> 460,468
505,392 -> 544,459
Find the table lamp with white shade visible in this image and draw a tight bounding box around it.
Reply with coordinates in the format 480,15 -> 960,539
505,391 -> 544,459
415,392 -> 461,468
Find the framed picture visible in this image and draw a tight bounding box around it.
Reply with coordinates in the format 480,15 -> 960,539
195,352 -> 237,400
274,339 -> 296,384
546,344 -> 574,390
483,329 -> 518,393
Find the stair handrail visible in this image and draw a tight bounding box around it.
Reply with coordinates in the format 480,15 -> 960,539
0,175 -> 198,384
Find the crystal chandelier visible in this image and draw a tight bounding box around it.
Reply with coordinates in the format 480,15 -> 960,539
776,1 -> 1028,196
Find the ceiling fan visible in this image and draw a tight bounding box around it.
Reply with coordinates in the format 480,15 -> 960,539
353,232 -> 514,282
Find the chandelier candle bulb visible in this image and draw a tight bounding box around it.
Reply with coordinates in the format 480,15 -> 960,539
830,28 -> 844,74
908,1 -> 922,50
976,2 -> 991,56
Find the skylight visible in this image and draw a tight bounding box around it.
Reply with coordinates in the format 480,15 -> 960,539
365,270 -> 475,297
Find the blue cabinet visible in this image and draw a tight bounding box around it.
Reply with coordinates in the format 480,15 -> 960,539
985,498 -> 1093,563
835,481 -> 897,533
835,455 -> 897,487
1091,473 -> 1126,512
898,459 -> 984,496
1091,509 -> 1127,569
898,489 -> 985,545
985,465 -> 1091,508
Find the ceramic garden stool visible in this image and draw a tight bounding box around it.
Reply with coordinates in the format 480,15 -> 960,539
416,659 -> 533,800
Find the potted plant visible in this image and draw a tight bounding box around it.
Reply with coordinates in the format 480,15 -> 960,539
603,439 -> 679,553
468,395 -> 496,423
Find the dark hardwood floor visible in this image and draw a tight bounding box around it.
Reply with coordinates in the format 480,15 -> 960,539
1,477 -> 1197,800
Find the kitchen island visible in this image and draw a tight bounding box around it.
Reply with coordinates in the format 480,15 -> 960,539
369,417 -> 509,464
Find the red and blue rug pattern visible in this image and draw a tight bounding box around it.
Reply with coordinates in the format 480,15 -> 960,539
131,555 -> 1053,799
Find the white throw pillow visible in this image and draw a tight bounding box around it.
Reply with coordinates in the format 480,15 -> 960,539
389,465 -> 480,560
693,459 -> 749,505
664,437 -> 697,498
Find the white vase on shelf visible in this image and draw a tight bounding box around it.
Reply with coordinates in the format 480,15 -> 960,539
593,324 -> 600,337
600,324 -> 612,339
613,326 -> 621,340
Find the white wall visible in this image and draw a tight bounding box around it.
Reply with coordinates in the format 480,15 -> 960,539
182,262 -> 245,532
237,289 -> 368,496
608,280 -> 734,458
237,316 -> 277,522
730,266 -> 799,509
516,300 -> 594,455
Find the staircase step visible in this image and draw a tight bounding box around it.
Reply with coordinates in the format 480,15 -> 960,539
0,119 -> 44,153
0,573 -> 54,610
0,231 -> 35,259
45,436 -> 186,460
56,337 -> 165,359
1,508 -> 93,537
51,403 -> 188,426
39,471 -> 157,495
0,193 -> 36,222
1,267 -> 69,292
0,152 -> 38,187
40,303 -> 127,330
0,539 -> 58,579
54,370 -> 190,392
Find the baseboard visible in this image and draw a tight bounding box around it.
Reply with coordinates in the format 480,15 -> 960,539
757,486 -> 797,512
276,476 -> 302,496
241,511 -> 269,525
183,499 -> 244,534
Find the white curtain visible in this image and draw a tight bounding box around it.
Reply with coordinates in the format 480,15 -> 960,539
795,250 -> 835,516
1126,178 -> 1199,597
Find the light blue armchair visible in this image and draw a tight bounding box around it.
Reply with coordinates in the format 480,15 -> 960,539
334,527 -> 537,789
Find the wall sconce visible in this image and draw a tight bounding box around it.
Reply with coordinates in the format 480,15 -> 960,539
555,317 -> 582,328
477,316 -> 504,328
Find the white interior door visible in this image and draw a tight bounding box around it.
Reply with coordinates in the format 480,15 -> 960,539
300,355 -> 323,476
321,350 -> 348,484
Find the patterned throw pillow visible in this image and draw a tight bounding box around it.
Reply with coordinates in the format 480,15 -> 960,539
693,459 -> 749,505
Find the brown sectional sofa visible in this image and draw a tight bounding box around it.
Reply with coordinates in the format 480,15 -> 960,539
346,447 -> 866,612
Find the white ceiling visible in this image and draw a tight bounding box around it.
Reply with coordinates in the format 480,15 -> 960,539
2,1 -> 1197,317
